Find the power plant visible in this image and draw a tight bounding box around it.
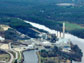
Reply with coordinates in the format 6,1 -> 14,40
55,22 -> 71,52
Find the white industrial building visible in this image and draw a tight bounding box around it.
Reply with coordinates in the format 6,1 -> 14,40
42,41 -> 52,46
0,36 -> 5,42
39,33 -> 48,41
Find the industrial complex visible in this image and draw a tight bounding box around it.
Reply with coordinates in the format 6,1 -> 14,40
0,22 -> 79,63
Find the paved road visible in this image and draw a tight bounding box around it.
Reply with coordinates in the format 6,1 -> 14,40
9,43 -> 18,59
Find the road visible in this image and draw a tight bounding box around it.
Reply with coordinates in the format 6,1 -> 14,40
0,43 -> 18,63
9,43 -> 18,59
6,50 -> 14,63
0,49 -> 14,63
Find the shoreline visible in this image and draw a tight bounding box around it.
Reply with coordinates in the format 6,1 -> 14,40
36,52 -> 40,63
21,50 -> 27,63
21,51 -> 24,63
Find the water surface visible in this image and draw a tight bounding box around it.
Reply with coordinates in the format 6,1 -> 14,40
23,50 -> 38,63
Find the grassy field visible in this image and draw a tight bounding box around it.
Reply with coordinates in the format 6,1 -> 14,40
59,21 -> 84,31
65,22 -> 84,31
0,54 -> 10,62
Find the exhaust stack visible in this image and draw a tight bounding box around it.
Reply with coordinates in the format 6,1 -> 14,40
63,22 -> 65,38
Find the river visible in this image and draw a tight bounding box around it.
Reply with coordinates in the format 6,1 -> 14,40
23,20 -> 84,63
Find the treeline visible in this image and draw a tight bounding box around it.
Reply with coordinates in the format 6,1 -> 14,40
0,0 -> 84,38
0,18 -> 37,38
0,50 -> 7,54
0,17 -> 48,39
70,29 -> 84,38
0,0 -> 84,25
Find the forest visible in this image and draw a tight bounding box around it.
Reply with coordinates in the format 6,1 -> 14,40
0,0 -> 84,38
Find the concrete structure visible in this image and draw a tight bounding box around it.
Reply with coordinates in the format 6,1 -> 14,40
39,33 -> 48,41
56,38 -> 71,52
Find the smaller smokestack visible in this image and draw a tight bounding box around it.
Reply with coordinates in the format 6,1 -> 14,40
57,31 -> 58,38
60,32 -> 61,38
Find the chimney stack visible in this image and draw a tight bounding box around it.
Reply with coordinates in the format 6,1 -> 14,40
59,32 -> 61,38
57,31 -> 58,37
63,22 -> 65,38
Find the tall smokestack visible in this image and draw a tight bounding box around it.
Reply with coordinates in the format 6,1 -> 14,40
63,22 -> 65,38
